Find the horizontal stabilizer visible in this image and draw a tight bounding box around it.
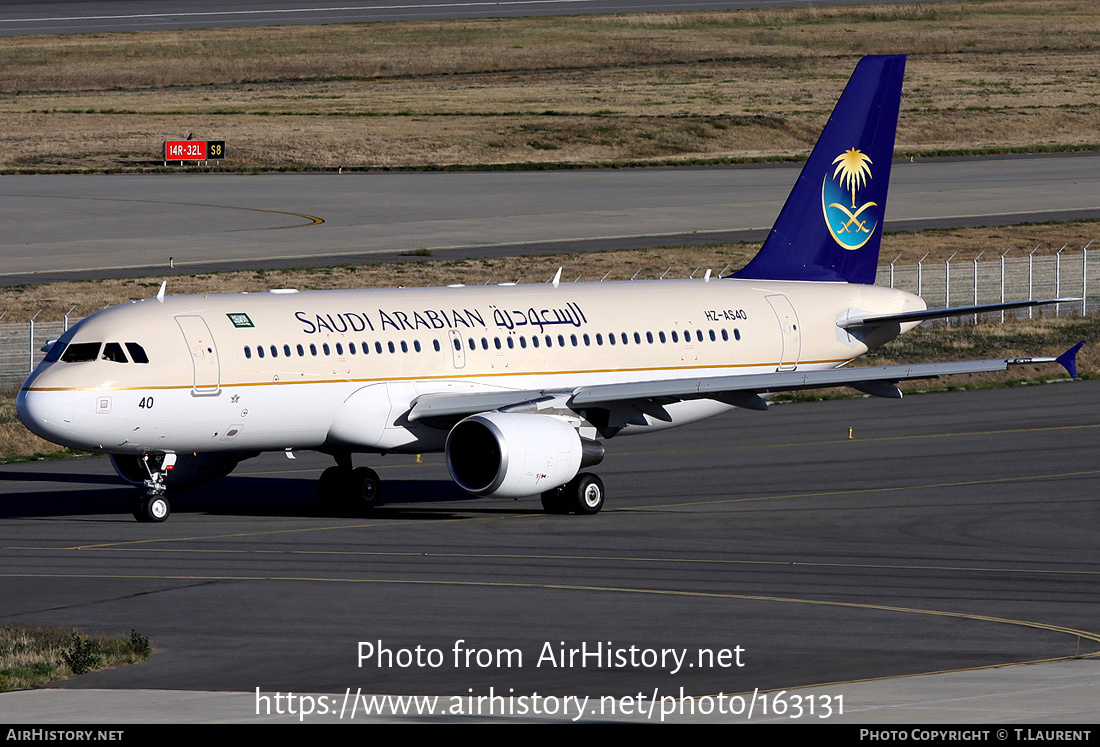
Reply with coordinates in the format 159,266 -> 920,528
838,298 -> 1080,329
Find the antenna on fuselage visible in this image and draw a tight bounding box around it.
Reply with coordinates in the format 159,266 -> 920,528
551,267 -> 562,288
156,281 -> 166,303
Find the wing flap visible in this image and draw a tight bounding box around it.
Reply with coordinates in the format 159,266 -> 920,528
570,351 -> 1077,406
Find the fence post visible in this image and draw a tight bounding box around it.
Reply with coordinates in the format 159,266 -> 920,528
889,254 -> 901,289
973,250 -> 985,324
1084,241 -> 1093,317
1000,248 -> 1012,323
28,310 -> 40,374
1028,245 -> 1039,319
64,306 -> 76,332
1056,244 -> 1066,317
917,252 -> 929,298
944,252 -> 957,314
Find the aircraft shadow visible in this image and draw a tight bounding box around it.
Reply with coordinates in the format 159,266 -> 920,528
0,474 -> 539,520
0,469 -> 123,485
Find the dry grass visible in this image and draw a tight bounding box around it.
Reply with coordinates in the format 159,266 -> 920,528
1,2 -> 1099,170
0,624 -> 150,691
862,314 -> 1100,388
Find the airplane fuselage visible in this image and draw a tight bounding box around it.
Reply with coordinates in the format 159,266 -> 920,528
18,277 -> 924,456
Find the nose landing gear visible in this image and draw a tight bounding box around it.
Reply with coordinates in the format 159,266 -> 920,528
132,453 -> 176,523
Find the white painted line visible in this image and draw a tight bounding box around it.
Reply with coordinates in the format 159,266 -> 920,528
0,1 -> 608,24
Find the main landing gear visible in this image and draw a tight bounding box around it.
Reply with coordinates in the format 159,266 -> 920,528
540,473 -> 605,515
318,453 -> 382,516
132,453 -> 175,523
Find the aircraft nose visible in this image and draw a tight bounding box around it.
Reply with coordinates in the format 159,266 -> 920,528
16,385 -> 77,445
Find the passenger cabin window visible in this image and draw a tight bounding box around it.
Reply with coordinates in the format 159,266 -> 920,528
61,342 -> 102,363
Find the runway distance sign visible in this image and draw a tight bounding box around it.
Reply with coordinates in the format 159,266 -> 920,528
164,140 -> 206,160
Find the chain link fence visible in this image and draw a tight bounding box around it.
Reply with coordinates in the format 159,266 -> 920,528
3,247 -> 1097,387
876,245 -> 1096,321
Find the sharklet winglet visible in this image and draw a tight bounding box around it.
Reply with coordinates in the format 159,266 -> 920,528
1056,341 -> 1085,379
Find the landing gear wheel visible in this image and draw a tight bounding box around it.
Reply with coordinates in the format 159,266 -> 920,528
568,473 -> 605,515
132,494 -> 170,523
540,485 -> 570,514
318,466 -> 351,514
349,467 -> 382,513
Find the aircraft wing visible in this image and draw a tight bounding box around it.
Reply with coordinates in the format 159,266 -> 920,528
407,389 -> 549,422
571,346 -> 1081,408
408,343 -> 1083,424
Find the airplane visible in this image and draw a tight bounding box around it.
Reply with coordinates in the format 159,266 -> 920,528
17,54 -> 1083,523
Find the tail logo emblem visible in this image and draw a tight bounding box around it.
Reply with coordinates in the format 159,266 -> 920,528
822,147 -> 878,251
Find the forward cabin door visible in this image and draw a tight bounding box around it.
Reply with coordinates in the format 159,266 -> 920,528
176,315 -> 221,395
765,294 -> 801,371
448,329 -> 466,369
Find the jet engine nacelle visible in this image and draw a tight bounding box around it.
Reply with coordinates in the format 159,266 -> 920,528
446,412 -> 603,498
110,452 -> 256,490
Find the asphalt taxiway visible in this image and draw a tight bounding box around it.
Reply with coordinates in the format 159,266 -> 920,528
1,381 -> 1097,721
0,0 -> 957,36
2,153 -> 1099,284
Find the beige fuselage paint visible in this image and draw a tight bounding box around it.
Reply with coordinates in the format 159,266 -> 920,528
17,277 -> 924,455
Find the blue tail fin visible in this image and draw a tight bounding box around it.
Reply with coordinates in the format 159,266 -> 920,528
734,55 -> 906,285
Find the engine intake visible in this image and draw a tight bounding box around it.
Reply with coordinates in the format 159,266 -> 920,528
446,412 -> 603,498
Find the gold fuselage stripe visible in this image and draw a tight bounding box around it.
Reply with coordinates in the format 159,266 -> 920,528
22,357 -> 853,393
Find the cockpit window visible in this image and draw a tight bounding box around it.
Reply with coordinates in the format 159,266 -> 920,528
101,342 -> 129,363
43,339 -> 66,363
125,343 -> 150,364
61,342 -> 102,363
43,327 -> 79,363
